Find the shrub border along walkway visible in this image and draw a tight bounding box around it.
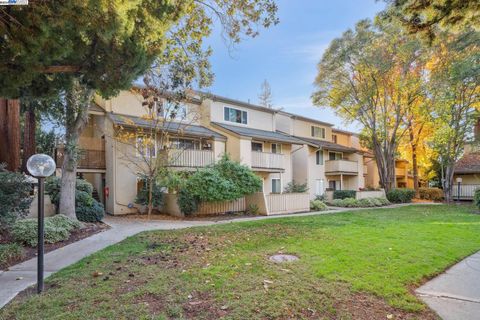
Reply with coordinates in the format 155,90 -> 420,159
0,203 -> 439,309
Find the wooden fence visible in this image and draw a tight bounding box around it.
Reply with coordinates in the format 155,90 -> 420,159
196,198 -> 246,215
452,184 -> 480,200
265,193 -> 310,215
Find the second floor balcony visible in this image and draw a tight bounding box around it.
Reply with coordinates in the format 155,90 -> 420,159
160,149 -> 215,168
251,151 -> 284,171
56,148 -> 106,170
325,159 -> 359,175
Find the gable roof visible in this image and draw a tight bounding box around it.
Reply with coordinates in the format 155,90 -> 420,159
454,153 -> 480,174
109,113 -> 226,141
277,110 -> 334,127
296,136 -> 359,153
211,122 -> 307,145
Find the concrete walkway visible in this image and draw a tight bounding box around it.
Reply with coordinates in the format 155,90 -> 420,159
0,202 -> 437,309
416,251 -> 480,320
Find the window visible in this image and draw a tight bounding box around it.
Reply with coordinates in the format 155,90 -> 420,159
315,150 -> 323,165
271,143 -> 282,154
251,142 -> 263,152
315,179 -> 324,195
329,180 -> 338,190
159,101 -> 187,121
136,135 -> 156,158
272,178 -> 281,194
311,126 -> 326,139
224,107 -> 247,124
332,134 -> 337,143
170,138 -> 200,150
329,152 -> 342,160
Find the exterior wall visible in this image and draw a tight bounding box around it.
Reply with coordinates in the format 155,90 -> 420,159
306,146 -> 327,199
453,174 -> 480,184
292,118 -> 332,141
333,132 -> 351,146
275,113 -> 293,135
208,99 -> 275,131
365,158 -> 380,188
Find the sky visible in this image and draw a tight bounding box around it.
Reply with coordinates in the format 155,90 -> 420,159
203,0 -> 386,132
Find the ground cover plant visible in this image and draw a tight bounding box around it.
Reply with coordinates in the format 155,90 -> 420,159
328,197 -> 390,208
2,205 -> 480,319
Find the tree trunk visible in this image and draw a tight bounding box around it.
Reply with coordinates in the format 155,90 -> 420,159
0,99 -> 21,171
21,103 -> 36,173
58,81 -> 93,219
443,163 -> 455,203
148,177 -> 153,220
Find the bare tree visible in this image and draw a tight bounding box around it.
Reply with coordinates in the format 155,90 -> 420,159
258,79 -> 274,108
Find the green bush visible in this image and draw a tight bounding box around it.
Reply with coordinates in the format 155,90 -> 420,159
386,188 -> 416,203
284,181 -> 309,193
75,198 -> 105,222
418,188 -> 444,201
474,189 -> 480,209
0,166 -> 32,230
12,215 -> 81,247
310,200 -> 328,211
333,190 -> 356,200
329,197 -> 390,208
46,177 -> 104,222
0,243 -> 25,266
177,155 -> 262,215
135,177 -> 164,207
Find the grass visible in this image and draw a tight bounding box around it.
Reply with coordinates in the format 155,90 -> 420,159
2,204 -> 480,319
0,243 -> 24,269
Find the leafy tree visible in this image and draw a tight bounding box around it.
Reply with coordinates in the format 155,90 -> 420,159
0,0 -> 278,219
428,31 -> 480,201
313,18 -> 425,192
258,79 -> 274,108
385,0 -> 479,41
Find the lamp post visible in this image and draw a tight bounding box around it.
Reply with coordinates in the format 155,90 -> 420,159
26,154 -> 56,294
456,177 -> 463,203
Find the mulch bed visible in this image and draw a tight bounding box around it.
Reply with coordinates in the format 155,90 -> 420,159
0,222 -> 109,271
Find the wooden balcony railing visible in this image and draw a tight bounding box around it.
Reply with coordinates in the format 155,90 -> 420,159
395,167 -> 407,177
55,148 -> 106,170
325,159 -> 358,174
251,151 -> 284,170
160,149 -> 214,168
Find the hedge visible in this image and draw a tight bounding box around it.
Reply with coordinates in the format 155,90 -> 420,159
386,188 -> 415,203
333,190 -> 356,200
0,167 -> 32,230
12,215 -> 81,247
418,188 -> 444,201
310,200 -> 328,211
328,197 -> 390,208
474,189 -> 480,209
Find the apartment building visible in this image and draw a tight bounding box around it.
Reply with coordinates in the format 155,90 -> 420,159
276,112 -> 367,199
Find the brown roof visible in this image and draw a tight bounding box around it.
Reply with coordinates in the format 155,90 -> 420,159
454,153 -> 480,174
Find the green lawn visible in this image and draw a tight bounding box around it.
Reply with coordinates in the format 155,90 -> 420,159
2,205 -> 480,319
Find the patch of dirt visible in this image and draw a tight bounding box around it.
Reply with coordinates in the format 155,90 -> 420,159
335,292 -> 438,320
182,291 -> 229,319
0,222 -> 109,270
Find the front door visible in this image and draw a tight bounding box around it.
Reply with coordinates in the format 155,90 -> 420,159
316,179 -> 324,195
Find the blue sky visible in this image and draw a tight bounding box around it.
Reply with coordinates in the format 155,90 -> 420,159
204,0 -> 386,131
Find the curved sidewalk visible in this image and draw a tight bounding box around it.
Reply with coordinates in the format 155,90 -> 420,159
416,251 -> 480,320
0,203 -> 434,309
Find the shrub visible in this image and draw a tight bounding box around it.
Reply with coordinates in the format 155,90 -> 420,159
177,155 -> 262,215
0,243 -> 25,267
418,188 -> 444,201
246,204 -> 259,215
329,197 -> 390,208
0,166 -> 32,230
76,199 -> 104,222
12,215 -> 81,247
474,189 -> 480,209
135,178 -> 164,208
386,188 -> 415,203
47,177 -> 104,222
310,200 -> 328,211
333,190 -> 356,200
284,181 -> 309,193
314,194 -> 326,201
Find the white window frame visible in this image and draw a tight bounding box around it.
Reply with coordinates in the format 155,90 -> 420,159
271,178 -> 281,194
315,150 -> 323,165
159,101 -> 188,121
251,141 -> 264,152
136,134 -> 157,158
311,126 -> 326,139
271,143 -> 282,154
329,151 -> 343,160
224,106 -> 248,125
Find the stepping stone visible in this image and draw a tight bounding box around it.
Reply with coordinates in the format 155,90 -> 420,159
269,254 -> 299,263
